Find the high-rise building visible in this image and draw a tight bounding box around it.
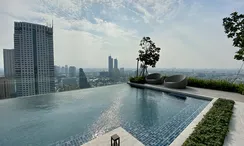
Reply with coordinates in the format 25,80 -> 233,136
79,68 -> 90,89
3,49 -> 16,97
54,65 -> 60,76
108,56 -> 113,77
61,66 -> 65,74
69,66 -> 76,77
3,49 -> 15,78
114,58 -> 118,69
0,77 -> 11,99
65,65 -> 68,77
14,22 -> 55,97
120,68 -> 125,76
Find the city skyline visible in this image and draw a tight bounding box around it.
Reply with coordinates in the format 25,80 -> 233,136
1,0 -> 244,69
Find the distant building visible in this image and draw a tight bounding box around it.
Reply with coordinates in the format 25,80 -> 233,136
113,68 -> 120,78
14,22 -> 55,97
54,65 -> 60,76
99,71 -> 109,77
120,68 -> 125,76
3,49 -> 15,78
62,77 -> 77,86
3,49 -> 16,97
79,68 -> 91,89
69,66 -> 76,77
65,65 -> 69,77
108,56 -> 113,77
0,77 -> 11,99
61,66 -> 65,74
114,58 -> 118,69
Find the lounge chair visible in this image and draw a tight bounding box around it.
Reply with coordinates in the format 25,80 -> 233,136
146,73 -> 165,84
164,75 -> 187,89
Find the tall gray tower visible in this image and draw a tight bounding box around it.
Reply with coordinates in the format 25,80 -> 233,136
3,49 -> 16,97
3,49 -> 15,78
14,22 -> 55,97
114,58 -> 118,69
108,55 -> 113,77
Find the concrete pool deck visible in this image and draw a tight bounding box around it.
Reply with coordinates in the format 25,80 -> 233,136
81,127 -> 144,146
128,82 -> 244,146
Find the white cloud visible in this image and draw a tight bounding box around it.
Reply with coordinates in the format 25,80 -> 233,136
0,0 -> 140,69
0,0 -> 244,69
134,4 -> 154,23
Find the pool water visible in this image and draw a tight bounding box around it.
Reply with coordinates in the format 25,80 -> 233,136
0,84 -> 209,146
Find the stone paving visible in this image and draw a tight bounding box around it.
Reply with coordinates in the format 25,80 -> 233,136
224,101 -> 244,146
81,127 -> 144,146
155,84 -> 244,102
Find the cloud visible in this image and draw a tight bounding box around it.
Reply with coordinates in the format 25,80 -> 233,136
134,3 -> 154,23
1,0 -> 244,69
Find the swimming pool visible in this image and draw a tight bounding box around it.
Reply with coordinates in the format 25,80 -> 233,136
0,84 -> 210,146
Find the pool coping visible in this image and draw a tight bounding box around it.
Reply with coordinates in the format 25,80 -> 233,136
128,82 -> 214,101
81,127 -> 144,146
169,98 -> 217,146
127,82 -> 216,146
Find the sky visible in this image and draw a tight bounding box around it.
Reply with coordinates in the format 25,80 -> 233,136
1,0 -> 244,69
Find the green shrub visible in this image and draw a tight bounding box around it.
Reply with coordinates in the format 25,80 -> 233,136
129,76 -> 146,84
187,77 -> 244,94
183,98 -> 235,146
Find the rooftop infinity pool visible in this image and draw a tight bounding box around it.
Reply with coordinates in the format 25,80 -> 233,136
0,84 -> 210,146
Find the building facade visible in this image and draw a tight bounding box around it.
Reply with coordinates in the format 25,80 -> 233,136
14,22 -> 55,97
61,66 -> 65,74
3,49 -> 15,78
108,56 -> 113,77
0,77 -> 11,99
3,49 -> 16,97
120,68 -> 125,76
65,65 -> 69,77
79,68 -> 90,89
69,66 -> 76,77
54,65 -> 60,76
114,58 -> 118,69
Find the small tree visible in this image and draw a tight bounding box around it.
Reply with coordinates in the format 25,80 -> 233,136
138,37 -> 161,77
223,12 -> 244,82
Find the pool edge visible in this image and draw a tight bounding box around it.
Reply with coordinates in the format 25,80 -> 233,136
169,98 -> 217,146
127,82 -> 214,101
127,82 -> 217,146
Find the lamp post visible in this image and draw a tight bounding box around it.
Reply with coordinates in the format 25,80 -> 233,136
136,58 -> 139,77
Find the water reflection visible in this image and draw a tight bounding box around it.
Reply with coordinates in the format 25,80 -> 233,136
136,89 -> 159,127
0,84 -> 210,146
14,94 -> 58,111
88,88 -> 127,138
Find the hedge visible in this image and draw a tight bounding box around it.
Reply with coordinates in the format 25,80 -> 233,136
187,77 -> 244,95
183,98 -> 235,146
129,76 -> 146,84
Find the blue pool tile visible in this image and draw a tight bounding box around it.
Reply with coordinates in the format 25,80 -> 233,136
47,93 -> 209,146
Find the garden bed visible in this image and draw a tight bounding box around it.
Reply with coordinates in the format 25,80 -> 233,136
187,77 -> 244,95
183,98 -> 235,146
129,76 -> 146,84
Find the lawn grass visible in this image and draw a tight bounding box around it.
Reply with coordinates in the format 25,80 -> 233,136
183,98 -> 235,146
